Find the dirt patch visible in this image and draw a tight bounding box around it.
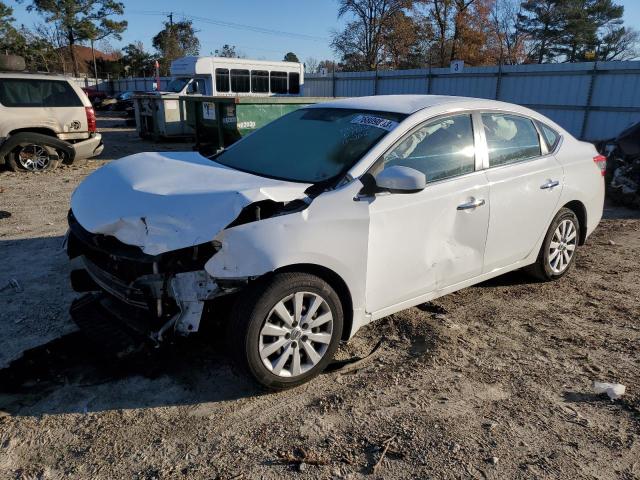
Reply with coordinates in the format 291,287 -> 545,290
1,115 -> 639,479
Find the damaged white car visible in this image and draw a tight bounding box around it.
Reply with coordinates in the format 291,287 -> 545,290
67,95 -> 604,388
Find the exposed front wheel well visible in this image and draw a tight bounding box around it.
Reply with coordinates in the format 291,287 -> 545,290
274,264 -> 354,341
562,200 -> 587,245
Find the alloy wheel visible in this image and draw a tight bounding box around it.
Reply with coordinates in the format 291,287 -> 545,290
548,219 -> 577,274
259,291 -> 334,378
17,144 -> 51,172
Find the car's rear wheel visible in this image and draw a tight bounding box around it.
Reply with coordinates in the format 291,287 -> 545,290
229,272 -> 343,389
527,207 -> 580,281
7,143 -> 59,172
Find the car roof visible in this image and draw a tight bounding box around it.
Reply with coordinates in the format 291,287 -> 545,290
0,72 -> 73,81
306,94 -> 520,115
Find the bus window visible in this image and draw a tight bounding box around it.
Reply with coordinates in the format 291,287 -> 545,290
270,71 -> 287,94
288,72 -> 300,94
231,69 -> 250,93
215,68 -> 230,93
251,70 -> 269,93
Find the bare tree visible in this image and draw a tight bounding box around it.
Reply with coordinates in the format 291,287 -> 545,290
332,0 -> 413,70
418,0 -> 454,67
489,0 -> 527,64
305,57 -> 319,73
450,0 -> 476,62
599,25 -> 639,61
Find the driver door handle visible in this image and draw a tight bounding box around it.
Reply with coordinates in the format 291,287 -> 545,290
457,198 -> 486,210
540,180 -> 560,189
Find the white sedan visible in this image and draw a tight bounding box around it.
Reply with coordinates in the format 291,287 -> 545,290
67,95 -> 605,389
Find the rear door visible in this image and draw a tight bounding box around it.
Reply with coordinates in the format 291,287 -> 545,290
365,113 -> 490,315
480,112 -> 564,273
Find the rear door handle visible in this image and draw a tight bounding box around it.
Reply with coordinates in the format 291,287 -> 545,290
457,198 -> 486,210
540,180 -> 560,189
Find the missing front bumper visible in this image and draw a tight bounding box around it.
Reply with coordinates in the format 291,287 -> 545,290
70,293 -> 153,353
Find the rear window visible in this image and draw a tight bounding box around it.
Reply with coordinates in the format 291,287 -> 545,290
536,121 -> 560,151
482,113 -> 541,167
0,79 -> 83,107
231,69 -> 250,93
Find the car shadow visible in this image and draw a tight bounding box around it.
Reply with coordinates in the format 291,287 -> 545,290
0,235 -> 264,417
0,328 -> 265,417
476,269 -> 541,288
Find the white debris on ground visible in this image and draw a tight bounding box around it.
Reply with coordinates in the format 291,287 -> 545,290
593,381 -> 626,400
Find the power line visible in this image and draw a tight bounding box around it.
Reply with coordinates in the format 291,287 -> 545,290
128,10 -> 329,43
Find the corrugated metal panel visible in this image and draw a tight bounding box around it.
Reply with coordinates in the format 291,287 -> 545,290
431,76 -> 496,98
530,108 -> 585,138
499,74 -> 589,106
304,61 -> 640,140
585,110 -> 640,139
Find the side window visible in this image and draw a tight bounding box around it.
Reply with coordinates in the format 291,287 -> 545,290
482,113 -> 541,167
230,69 -> 250,93
270,71 -> 287,94
0,79 -> 82,107
215,69 -> 230,93
536,121 -> 560,151
381,114 -> 476,183
288,72 -> 300,94
251,70 -> 269,93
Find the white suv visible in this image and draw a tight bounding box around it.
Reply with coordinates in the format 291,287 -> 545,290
0,73 -> 103,172
66,95 -> 605,389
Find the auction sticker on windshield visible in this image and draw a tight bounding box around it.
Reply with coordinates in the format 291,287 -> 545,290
351,114 -> 398,131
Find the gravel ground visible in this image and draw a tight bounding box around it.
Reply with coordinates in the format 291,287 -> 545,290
0,114 -> 639,480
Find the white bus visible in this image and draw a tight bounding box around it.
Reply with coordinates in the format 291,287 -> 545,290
168,56 -> 304,97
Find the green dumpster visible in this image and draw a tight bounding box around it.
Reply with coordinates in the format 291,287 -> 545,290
181,96 -> 336,153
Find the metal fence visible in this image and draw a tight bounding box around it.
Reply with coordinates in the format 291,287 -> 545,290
67,76 -> 173,93
304,61 -> 640,141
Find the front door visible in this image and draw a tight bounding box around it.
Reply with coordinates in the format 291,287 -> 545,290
364,113 -> 490,315
480,112 -> 564,273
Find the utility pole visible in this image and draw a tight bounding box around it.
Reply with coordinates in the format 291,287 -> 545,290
167,12 -> 173,28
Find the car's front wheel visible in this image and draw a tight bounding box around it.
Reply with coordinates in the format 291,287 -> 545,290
527,207 -> 580,281
229,272 -> 343,389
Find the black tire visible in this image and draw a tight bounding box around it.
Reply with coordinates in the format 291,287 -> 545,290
7,143 -> 59,172
229,272 -> 344,390
526,207 -> 580,281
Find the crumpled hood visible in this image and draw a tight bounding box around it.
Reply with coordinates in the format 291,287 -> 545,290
71,151 -> 310,255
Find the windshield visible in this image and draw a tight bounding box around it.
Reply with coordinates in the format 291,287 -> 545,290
165,78 -> 191,93
213,108 -> 407,183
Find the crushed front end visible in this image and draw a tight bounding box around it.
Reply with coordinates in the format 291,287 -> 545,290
66,210 -> 234,347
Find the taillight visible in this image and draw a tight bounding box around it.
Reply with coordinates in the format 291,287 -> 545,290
85,106 -> 97,133
593,155 -> 606,176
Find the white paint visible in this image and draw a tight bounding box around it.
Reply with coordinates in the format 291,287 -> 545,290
71,95 -> 604,341
70,151 -> 310,255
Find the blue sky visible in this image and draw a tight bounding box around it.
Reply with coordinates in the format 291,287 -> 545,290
8,0 -> 640,62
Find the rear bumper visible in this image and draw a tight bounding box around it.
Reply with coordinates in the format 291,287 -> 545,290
72,133 -> 103,160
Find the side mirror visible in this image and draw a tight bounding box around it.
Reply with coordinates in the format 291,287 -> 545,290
374,165 -> 426,193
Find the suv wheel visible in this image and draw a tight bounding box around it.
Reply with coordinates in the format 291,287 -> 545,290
8,143 -> 59,172
229,272 -> 343,389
